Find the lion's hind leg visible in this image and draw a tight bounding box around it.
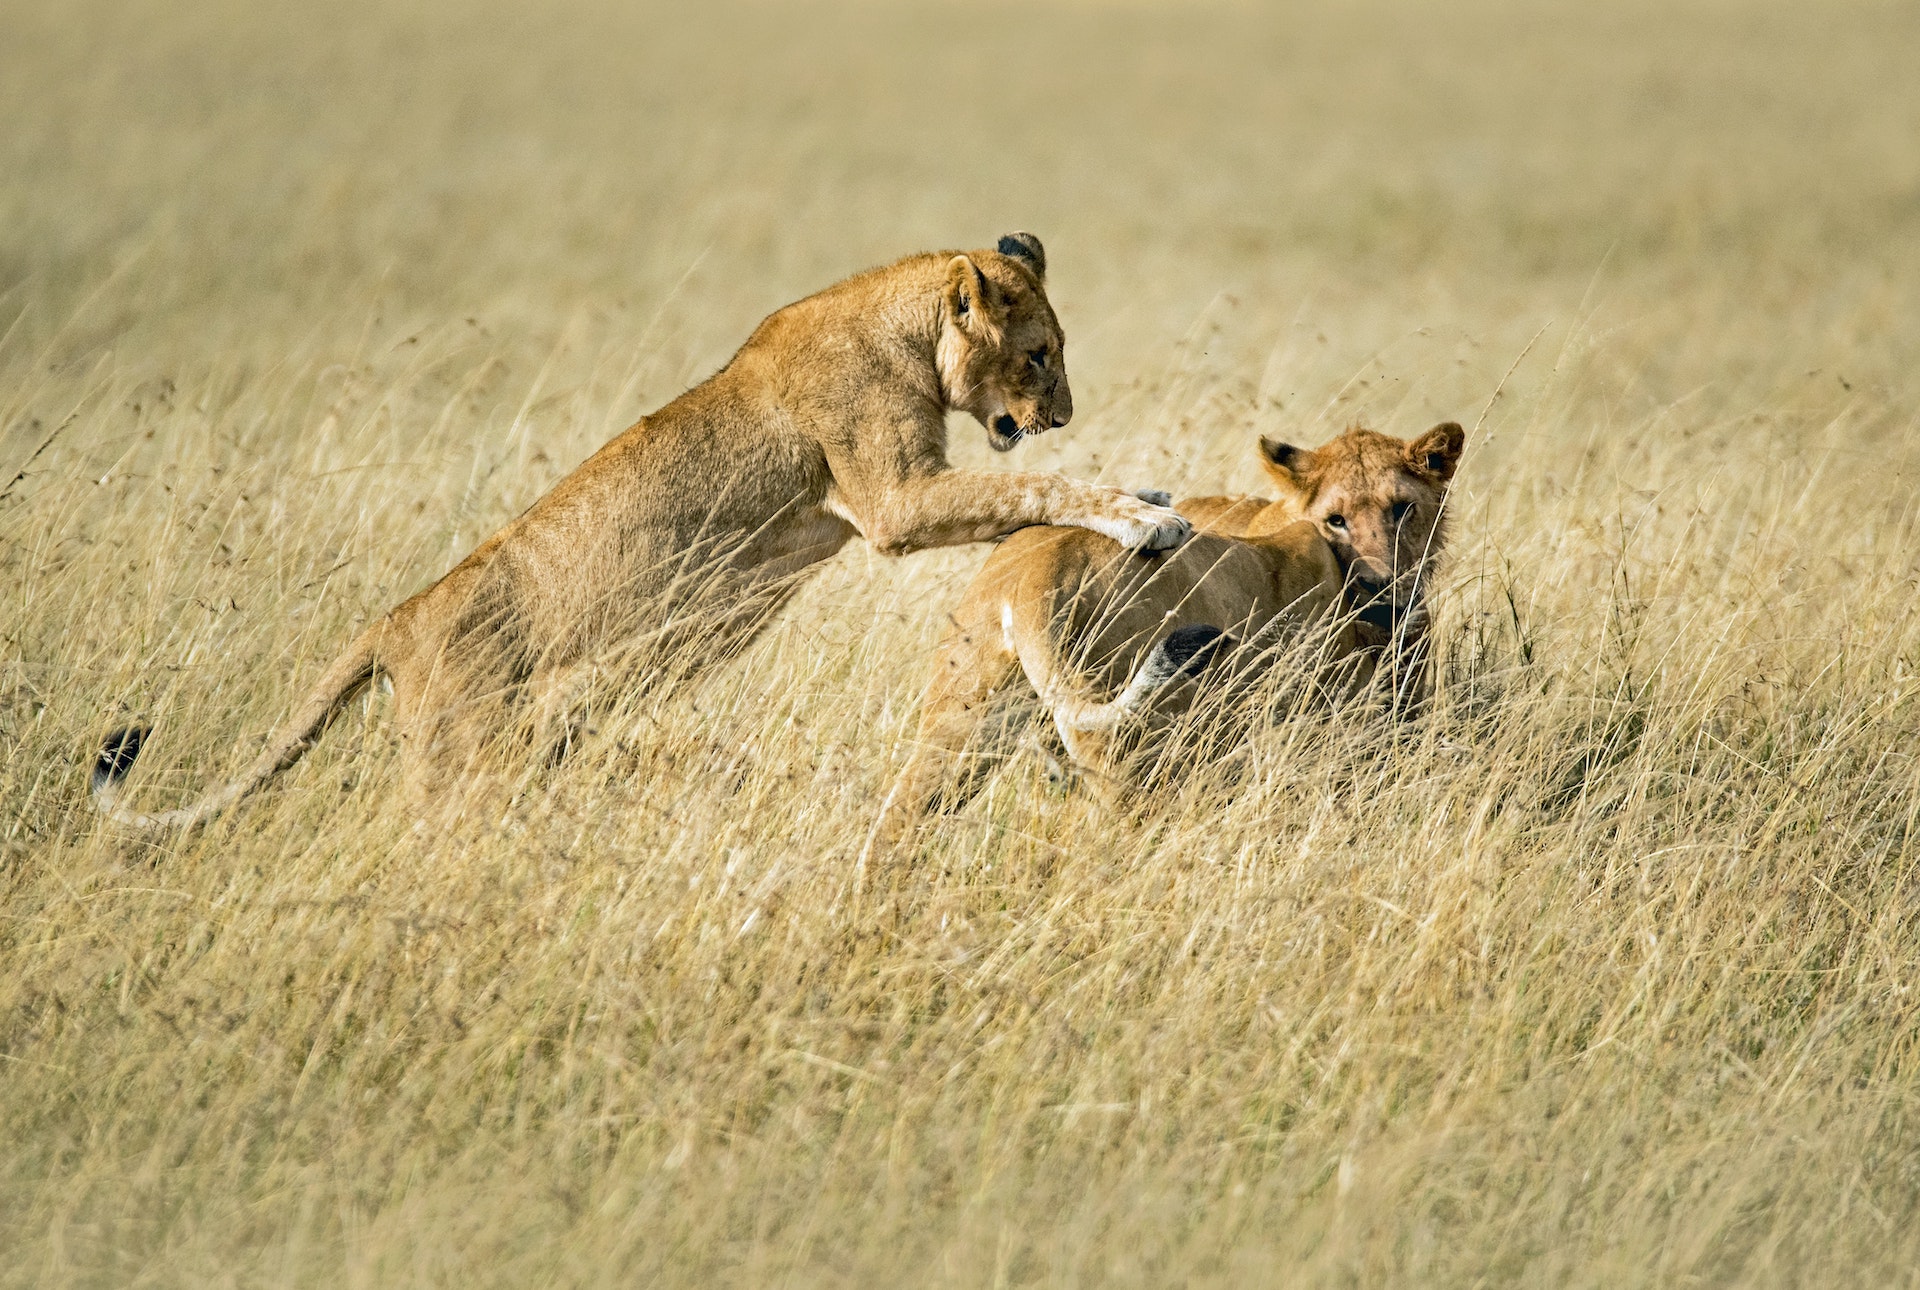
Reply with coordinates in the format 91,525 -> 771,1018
862,622 -> 1020,867
376,606 -> 542,823
1049,623 -> 1238,810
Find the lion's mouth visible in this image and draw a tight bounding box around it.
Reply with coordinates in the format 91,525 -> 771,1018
1349,577 -> 1422,634
1355,601 -> 1400,632
1352,593 -> 1428,635
989,413 -> 1026,452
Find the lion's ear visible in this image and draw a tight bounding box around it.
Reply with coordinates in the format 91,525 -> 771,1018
1406,421 -> 1465,482
995,232 -> 1046,281
945,255 -> 1004,337
1258,436 -> 1315,492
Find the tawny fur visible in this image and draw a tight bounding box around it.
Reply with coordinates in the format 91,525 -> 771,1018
92,234 -> 1195,829
865,422 -> 1464,855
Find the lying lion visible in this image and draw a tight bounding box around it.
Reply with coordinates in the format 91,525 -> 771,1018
93,233 -> 1193,828
865,421 -> 1464,851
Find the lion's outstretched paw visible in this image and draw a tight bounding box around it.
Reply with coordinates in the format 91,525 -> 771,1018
1134,507 -> 1192,552
1089,495 -> 1193,553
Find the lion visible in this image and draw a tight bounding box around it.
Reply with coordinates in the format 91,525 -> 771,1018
864,421 -> 1464,853
91,233 -> 1194,829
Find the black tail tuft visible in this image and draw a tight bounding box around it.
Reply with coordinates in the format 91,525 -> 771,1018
1157,624 -> 1233,679
1133,624 -> 1235,694
92,724 -> 150,794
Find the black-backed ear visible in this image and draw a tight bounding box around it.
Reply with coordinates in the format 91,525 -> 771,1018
1258,435 -> 1316,490
944,254 -> 1002,337
995,231 -> 1046,281
1406,421 -> 1465,482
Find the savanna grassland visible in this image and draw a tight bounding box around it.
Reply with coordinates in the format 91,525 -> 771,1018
5,0 -> 1920,1283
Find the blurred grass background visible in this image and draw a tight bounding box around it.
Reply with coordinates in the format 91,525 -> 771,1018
4,0 -> 1920,1284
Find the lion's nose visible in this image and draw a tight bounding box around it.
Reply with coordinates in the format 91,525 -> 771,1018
1050,412 -> 1070,429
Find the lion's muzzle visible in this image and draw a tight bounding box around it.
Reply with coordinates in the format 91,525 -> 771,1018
1349,573 -> 1424,633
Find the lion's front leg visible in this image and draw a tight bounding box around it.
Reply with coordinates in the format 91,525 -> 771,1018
840,469 -> 1191,556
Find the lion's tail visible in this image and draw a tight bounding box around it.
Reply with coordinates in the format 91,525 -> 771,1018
1005,595 -> 1232,741
91,622 -> 384,831
1103,624 -> 1236,719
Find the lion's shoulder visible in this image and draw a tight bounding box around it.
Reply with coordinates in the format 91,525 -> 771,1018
1178,494 -> 1273,537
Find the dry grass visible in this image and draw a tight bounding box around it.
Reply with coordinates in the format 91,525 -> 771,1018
6,0 -> 1920,1283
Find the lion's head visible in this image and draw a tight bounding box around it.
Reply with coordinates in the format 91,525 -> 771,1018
1256,421 -> 1465,630
937,232 -> 1074,453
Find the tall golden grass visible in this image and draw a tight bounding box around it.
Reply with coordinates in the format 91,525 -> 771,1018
5,0 -> 1920,1282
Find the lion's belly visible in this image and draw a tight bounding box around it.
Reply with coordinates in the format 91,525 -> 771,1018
500,499 -> 854,669
478,415 -> 849,660
729,505 -> 859,584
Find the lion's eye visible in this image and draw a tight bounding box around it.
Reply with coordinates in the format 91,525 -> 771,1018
1028,348 -> 1048,371
1326,514 -> 1347,530
1390,501 -> 1414,524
